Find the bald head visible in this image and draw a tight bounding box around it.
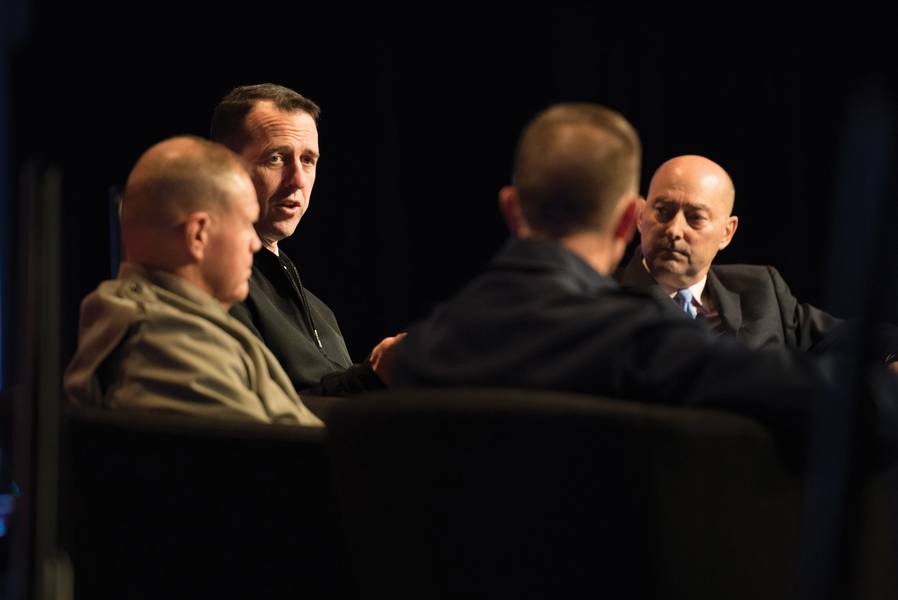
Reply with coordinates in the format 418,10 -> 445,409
638,155 -> 739,291
511,103 -> 641,237
648,155 -> 735,216
122,136 -> 251,233
120,136 -> 262,304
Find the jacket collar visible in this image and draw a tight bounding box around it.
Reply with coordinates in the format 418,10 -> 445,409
117,262 -> 229,316
617,248 -> 743,333
491,237 -> 619,296
616,247 -> 658,289
705,267 -> 743,334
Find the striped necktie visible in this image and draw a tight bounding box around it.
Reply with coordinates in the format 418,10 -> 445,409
675,288 -> 697,319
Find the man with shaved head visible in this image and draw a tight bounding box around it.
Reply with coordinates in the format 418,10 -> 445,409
64,135 -> 321,425
618,155 -> 837,350
390,103 -> 839,439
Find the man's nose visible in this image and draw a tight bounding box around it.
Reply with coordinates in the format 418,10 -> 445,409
663,212 -> 685,239
250,230 -> 262,253
286,157 -> 309,190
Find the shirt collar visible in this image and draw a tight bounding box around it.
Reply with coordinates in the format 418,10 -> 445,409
641,258 -> 708,307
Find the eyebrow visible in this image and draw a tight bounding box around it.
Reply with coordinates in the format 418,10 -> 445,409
262,145 -> 320,160
260,145 -> 290,157
652,197 -> 711,212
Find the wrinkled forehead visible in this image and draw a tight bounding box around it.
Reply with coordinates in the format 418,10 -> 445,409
243,103 -> 318,146
649,170 -> 730,212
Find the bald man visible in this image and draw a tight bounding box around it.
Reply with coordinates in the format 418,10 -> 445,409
617,155 -> 838,351
391,104 -> 832,440
64,136 -> 321,426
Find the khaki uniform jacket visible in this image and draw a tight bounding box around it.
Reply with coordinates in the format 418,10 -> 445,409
64,263 -> 322,426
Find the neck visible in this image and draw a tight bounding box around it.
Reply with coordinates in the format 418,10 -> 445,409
651,267 -> 707,295
263,240 -> 279,255
558,231 -> 619,275
168,263 -> 226,307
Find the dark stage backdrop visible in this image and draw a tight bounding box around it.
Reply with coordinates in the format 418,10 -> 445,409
9,6 -> 898,365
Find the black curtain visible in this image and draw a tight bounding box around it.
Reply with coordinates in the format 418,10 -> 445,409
10,6 -> 898,364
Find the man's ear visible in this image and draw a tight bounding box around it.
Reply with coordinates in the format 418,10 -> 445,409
613,196 -> 641,243
635,196 -> 647,235
498,185 -> 532,238
718,215 -> 739,250
184,211 -> 211,261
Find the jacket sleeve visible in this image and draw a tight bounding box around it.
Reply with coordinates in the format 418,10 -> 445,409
769,266 -> 840,351
304,357 -> 386,397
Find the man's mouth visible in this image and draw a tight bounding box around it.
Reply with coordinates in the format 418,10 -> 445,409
270,200 -> 301,215
659,247 -> 688,259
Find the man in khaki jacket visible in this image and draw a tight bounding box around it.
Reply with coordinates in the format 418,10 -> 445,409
64,135 -> 321,426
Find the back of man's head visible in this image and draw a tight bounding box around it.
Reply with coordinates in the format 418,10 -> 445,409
121,135 -> 251,270
210,83 -> 321,151
512,103 -> 641,237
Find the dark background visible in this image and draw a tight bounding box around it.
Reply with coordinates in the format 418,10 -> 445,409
3,5 -> 898,599
7,6 -> 898,368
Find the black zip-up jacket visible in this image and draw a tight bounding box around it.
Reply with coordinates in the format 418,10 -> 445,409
230,248 -> 384,396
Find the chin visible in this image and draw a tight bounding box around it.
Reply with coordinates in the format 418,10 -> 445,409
224,287 -> 248,304
655,258 -> 687,273
648,261 -> 675,275
272,223 -> 301,241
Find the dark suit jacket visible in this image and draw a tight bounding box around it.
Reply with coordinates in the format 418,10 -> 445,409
394,237 -> 826,443
616,248 -> 839,351
230,248 -> 384,396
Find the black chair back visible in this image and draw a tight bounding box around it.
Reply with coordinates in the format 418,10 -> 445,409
326,388 -> 896,599
61,407 -> 355,599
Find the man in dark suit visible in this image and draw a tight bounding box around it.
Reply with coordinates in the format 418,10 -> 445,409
618,155 -> 837,351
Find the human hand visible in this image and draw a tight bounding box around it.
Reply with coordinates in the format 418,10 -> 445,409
370,332 -> 407,386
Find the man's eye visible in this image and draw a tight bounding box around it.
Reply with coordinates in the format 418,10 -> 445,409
302,155 -> 317,166
656,207 -> 675,220
266,154 -> 284,165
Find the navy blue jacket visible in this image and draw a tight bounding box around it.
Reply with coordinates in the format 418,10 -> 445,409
394,238 -> 826,439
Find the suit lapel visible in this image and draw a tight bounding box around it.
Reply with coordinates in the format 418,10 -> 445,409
616,248 -> 689,307
706,268 -> 742,334
617,248 -> 661,289
618,250 -> 743,333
